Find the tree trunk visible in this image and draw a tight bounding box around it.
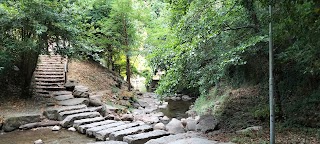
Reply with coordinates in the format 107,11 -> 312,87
126,55 -> 131,91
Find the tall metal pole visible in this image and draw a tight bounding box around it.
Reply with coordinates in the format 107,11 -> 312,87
269,0 -> 275,144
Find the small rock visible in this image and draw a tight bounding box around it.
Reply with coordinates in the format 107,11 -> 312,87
52,125 -> 61,131
195,116 -> 200,122
68,127 -> 77,132
161,116 -> 170,121
121,114 -> 134,121
166,118 -> 185,134
158,104 -> 167,109
154,123 -> 166,130
181,118 -> 187,127
236,126 -> 263,134
34,139 -> 43,144
182,95 -> 192,101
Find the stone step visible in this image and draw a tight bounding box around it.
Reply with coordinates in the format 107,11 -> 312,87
145,132 -> 202,144
87,141 -> 128,144
60,111 -> 101,128
35,78 -> 65,82
123,130 -> 170,144
166,138 -> 221,144
73,116 -> 105,129
86,121 -> 126,137
35,69 -> 64,72
109,125 -> 153,141
35,82 -> 64,86
78,120 -> 116,134
52,91 -> 72,96
37,64 -> 64,67
43,104 -> 87,120
54,94 -> 74,101
58,108 -> 96,121
96,122 -> 141,141
36,86 -> 65,90
58,98 -> 89,106
34,74 -> 64,78
34,72 -> 64,75
37,66 -> 64,69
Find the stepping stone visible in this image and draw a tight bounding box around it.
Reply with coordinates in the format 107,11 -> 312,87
86,121 -> 126,137
55,94 -> 74,101
43,104 -> 87,120
73,116 -> 105,129
60,111 -> 101,128
145,132 -> 202,144
123,130 -> 170,144
78,120 -> 116,133
87,141 -> 128,144
52,91 -> 72,96
109,125 -> 153,141
95,122 -> 141,140
58,98 -> 89,106
167,138 -> 219,144
58,108 -> 96,120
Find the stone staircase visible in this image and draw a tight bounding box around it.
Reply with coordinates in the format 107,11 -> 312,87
33,54 -> 67,97
42,90 -> 232,144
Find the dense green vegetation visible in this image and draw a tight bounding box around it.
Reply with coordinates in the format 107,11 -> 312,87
0,0 -> 319,135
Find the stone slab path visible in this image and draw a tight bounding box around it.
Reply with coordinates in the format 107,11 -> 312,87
40,91 -> 232,144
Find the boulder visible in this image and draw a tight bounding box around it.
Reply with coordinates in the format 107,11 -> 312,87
134,114 -> 159,124
73,85 -> 90,98
166,118 -> 185,134
3,114 -> 41,132
196,115 -> 219,133
65,80 -> 77,91
153,123 -> 165,130
89,98 -> 104,106
185,118 -> 197,131
161,116 -> 170,121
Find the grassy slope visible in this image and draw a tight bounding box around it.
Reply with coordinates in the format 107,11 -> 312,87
194,85 -> 320,143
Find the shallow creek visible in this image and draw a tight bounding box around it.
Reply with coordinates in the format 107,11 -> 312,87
0,128 -> 95,144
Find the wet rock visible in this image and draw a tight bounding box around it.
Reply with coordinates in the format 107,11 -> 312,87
166,118 -> 185,134
34,139 -> 43,144
3,114 -> 41,132
182,95 -> 192,101
58,98 -> 89,106
153,123 -> 165,130
68,127 -> 77,132
52,125 -> 61,131
123,130 -> 170,144
121,114 -> 134,121
196,115 -> 219,133
236,126 -> 262,134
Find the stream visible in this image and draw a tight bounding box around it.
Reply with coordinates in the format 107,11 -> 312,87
0,128 -> 95,144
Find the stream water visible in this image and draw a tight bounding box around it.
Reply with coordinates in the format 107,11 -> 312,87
160,99 -> 195,119
0,128 -> 95,144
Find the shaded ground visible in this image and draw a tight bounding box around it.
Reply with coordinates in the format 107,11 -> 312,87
0,128 -> 95,144
203,86 -> 320,143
